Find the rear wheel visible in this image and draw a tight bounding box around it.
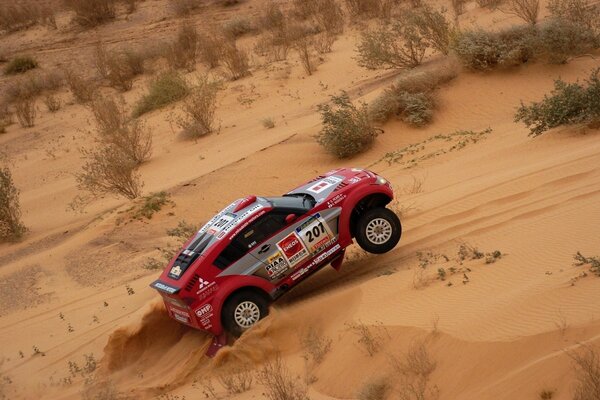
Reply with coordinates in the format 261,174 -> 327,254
222,290 -> 269,337
355,207 -> 401,254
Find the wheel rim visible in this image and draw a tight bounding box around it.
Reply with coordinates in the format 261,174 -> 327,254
365,218 -> 393,245
233,301 -> 261,328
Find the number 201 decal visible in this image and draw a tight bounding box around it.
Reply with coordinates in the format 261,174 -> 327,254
296,213 -> 334,254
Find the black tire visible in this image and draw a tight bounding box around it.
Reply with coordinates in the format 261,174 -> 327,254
222,290 -> 269,337
355,207 -> 401,254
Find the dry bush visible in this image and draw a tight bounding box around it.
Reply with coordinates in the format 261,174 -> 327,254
358,379 -> 390,400
176,75 -> 220,138
4,56 -> 38,75
65,69 -> 98,103
168,22 -> 199,71
313,32 -> 337,53
504,0 -> 540,25
317,92 -> 379,158
295,37 -> 316,76
133,71 -> 189,117
476,0 -> 504,8
292,0 -> 345,34
257,354 -> 308,400
90,96 -> 152,164
370,62 -> 457,124
261,117 -> 275,129
547,0 -> 600,35
217,365 -> 253,394
301,327 -> 332,364
451,0 -> 467,20
222,42 -> 250,80
0,2 -> 56,32
65,0 -> 117,27
345,0 -> 391,19
44,94 -> 61,112
198,31 -> 223,69
93,42 -> 110,79
171,0 -> 203,15
259,1 -> 286,31
356,20 -> 429,69
132,191 -> 170,219
570,346 -> 600,400
76,145 -> 143,199
536,19 -> 598,64
0,102 -> 12,133
0,166 -> 27,242
346,321 -> 387,356
406,6 -> 452,55
3,70 -> 63,104
95,43 -> 147,90
223,16 -> 257,38
390,341 -> 439,400
105,53 -> 135,91
15,97 -> 36,128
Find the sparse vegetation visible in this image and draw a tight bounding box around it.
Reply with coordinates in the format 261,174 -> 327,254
223,16 -> 257,38
4,56 -> 38,75
570,346 -> 600,400
169,22 -> 199,72
573,251 -> 600,276
65,0 -> 117,27
295,36 -> 316,76
547,0 -> 600,35
316,92 -> 379,158
346,321 -> 388,356
198,31 -> 223,69
301,326 -> 332,364
0,166 -> 27,241
44,94 -> 61,112
257,354 -> 308,400
167,220 -> 199,240
3,70 -> 63,104
539,389 -> 555,399
0,2 -> 56,32
536,19 -> 598,64
133,71 -> 189,117
389,341 -> 439,400
358,379 -> 390,400
217,365 -> 253,394
65,69 -> 98,104
14,97 -> 36,128
222,42 -> 250,80
504,0 -> 540,25
514,69 -> 600,136
261,117 -> 275,129
133,191 -> 171,219
176,75 -> 221,138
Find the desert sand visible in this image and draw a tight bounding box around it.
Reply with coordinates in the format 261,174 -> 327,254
1,0 -> 599,399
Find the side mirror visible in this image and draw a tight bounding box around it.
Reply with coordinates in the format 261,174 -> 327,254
285,214 -> 297,224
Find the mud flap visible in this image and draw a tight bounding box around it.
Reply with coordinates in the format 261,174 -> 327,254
206,333 -> 228,358
330,250 -> 345,271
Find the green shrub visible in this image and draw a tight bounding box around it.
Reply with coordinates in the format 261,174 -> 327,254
0,166 -> 27,241
536,19 -> 598,64
316,92 -> 379,158
133,71 -> 189,117
133,191 -> 171,219
514,68 -> 600,136
451,26 -> 536,70
4,56 -> 38,75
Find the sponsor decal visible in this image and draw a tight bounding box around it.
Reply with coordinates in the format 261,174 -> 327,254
173,313 -> 189,324
230,209 -> 267,238
292,243 -> 341,280
277,232 -> 309,267
198,284 -> 218,300
351,168 -> 363,172
296,213 -> 334,254
169,265 -> 182,277
198,277 -> 212,291
169,306 -> 189,317
307,176 -> 342,194
327,194 -> 345,208
195,303 -> 213,318
199,318 -> 212,329
217,204 -> 265,239
266,251 -> 289,279
349,176 -> 361,184
151,281 -> 178,294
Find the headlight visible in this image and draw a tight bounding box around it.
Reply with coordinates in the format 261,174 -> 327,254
376,176 -> 387,185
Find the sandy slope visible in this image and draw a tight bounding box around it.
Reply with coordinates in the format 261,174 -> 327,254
1,0 -> 600,399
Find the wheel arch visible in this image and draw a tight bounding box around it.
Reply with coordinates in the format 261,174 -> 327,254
349,192 -> 393,238
217,285 -> 271,328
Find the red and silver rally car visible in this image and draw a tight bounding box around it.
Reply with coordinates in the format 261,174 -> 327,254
151,168 -> 402,355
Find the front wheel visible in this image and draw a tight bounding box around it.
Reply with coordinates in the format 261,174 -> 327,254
222,290 -> 269,337
355,207 -> 402,254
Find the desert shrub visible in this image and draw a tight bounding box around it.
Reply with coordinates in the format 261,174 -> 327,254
505,0 -> 540,25
44,94 -> 61,112
223,16 -> 257,38
0,2 -> 56,32
0,102 -> 12,133
133,71 -> 189,117
76,145 -> 143,199
122,48 -> 146,76
133,191 -> 170,219
476,0 -> 504,8
536,19 -> 598,64
167,220 -> 199,239
313,32 -> 337,53
406,6 -> 452,55
261,117 -> 275,129
0,166 -> 27,241
316,92 -> 379,158
222,42 -> 250,80
292,0 -> 345,34
570,346 -> 600,400
64,0 -> 118,27
171,0 -> 203,15
356,19 -> 429,69
177,75 -> 220,138
217,365 -> 253,394
301,327 -> 332,364
3,70 -> 63,104
91,96 -> 152,164
65,69 -> 98,103
344,0 -> 392,19
93,42 -> 110,79
198,32 -> 223,69
4,56 -> 38,75
370,62 -> 457,125
168,22 -> 199,72
358,379 -> 389,400
295,37 -> 316,76
573,251 -> 600,276
257,354 -> 308,400
451,0 -> 467,19
15,97 -> 36,128
105,54 -> 135,91
451,26 -> 537,70
547,0 -> 600,35
259,1 -> 286,31
515,69 -> 600,135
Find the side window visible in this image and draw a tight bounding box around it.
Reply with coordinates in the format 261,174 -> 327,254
214,212 -> 288,270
